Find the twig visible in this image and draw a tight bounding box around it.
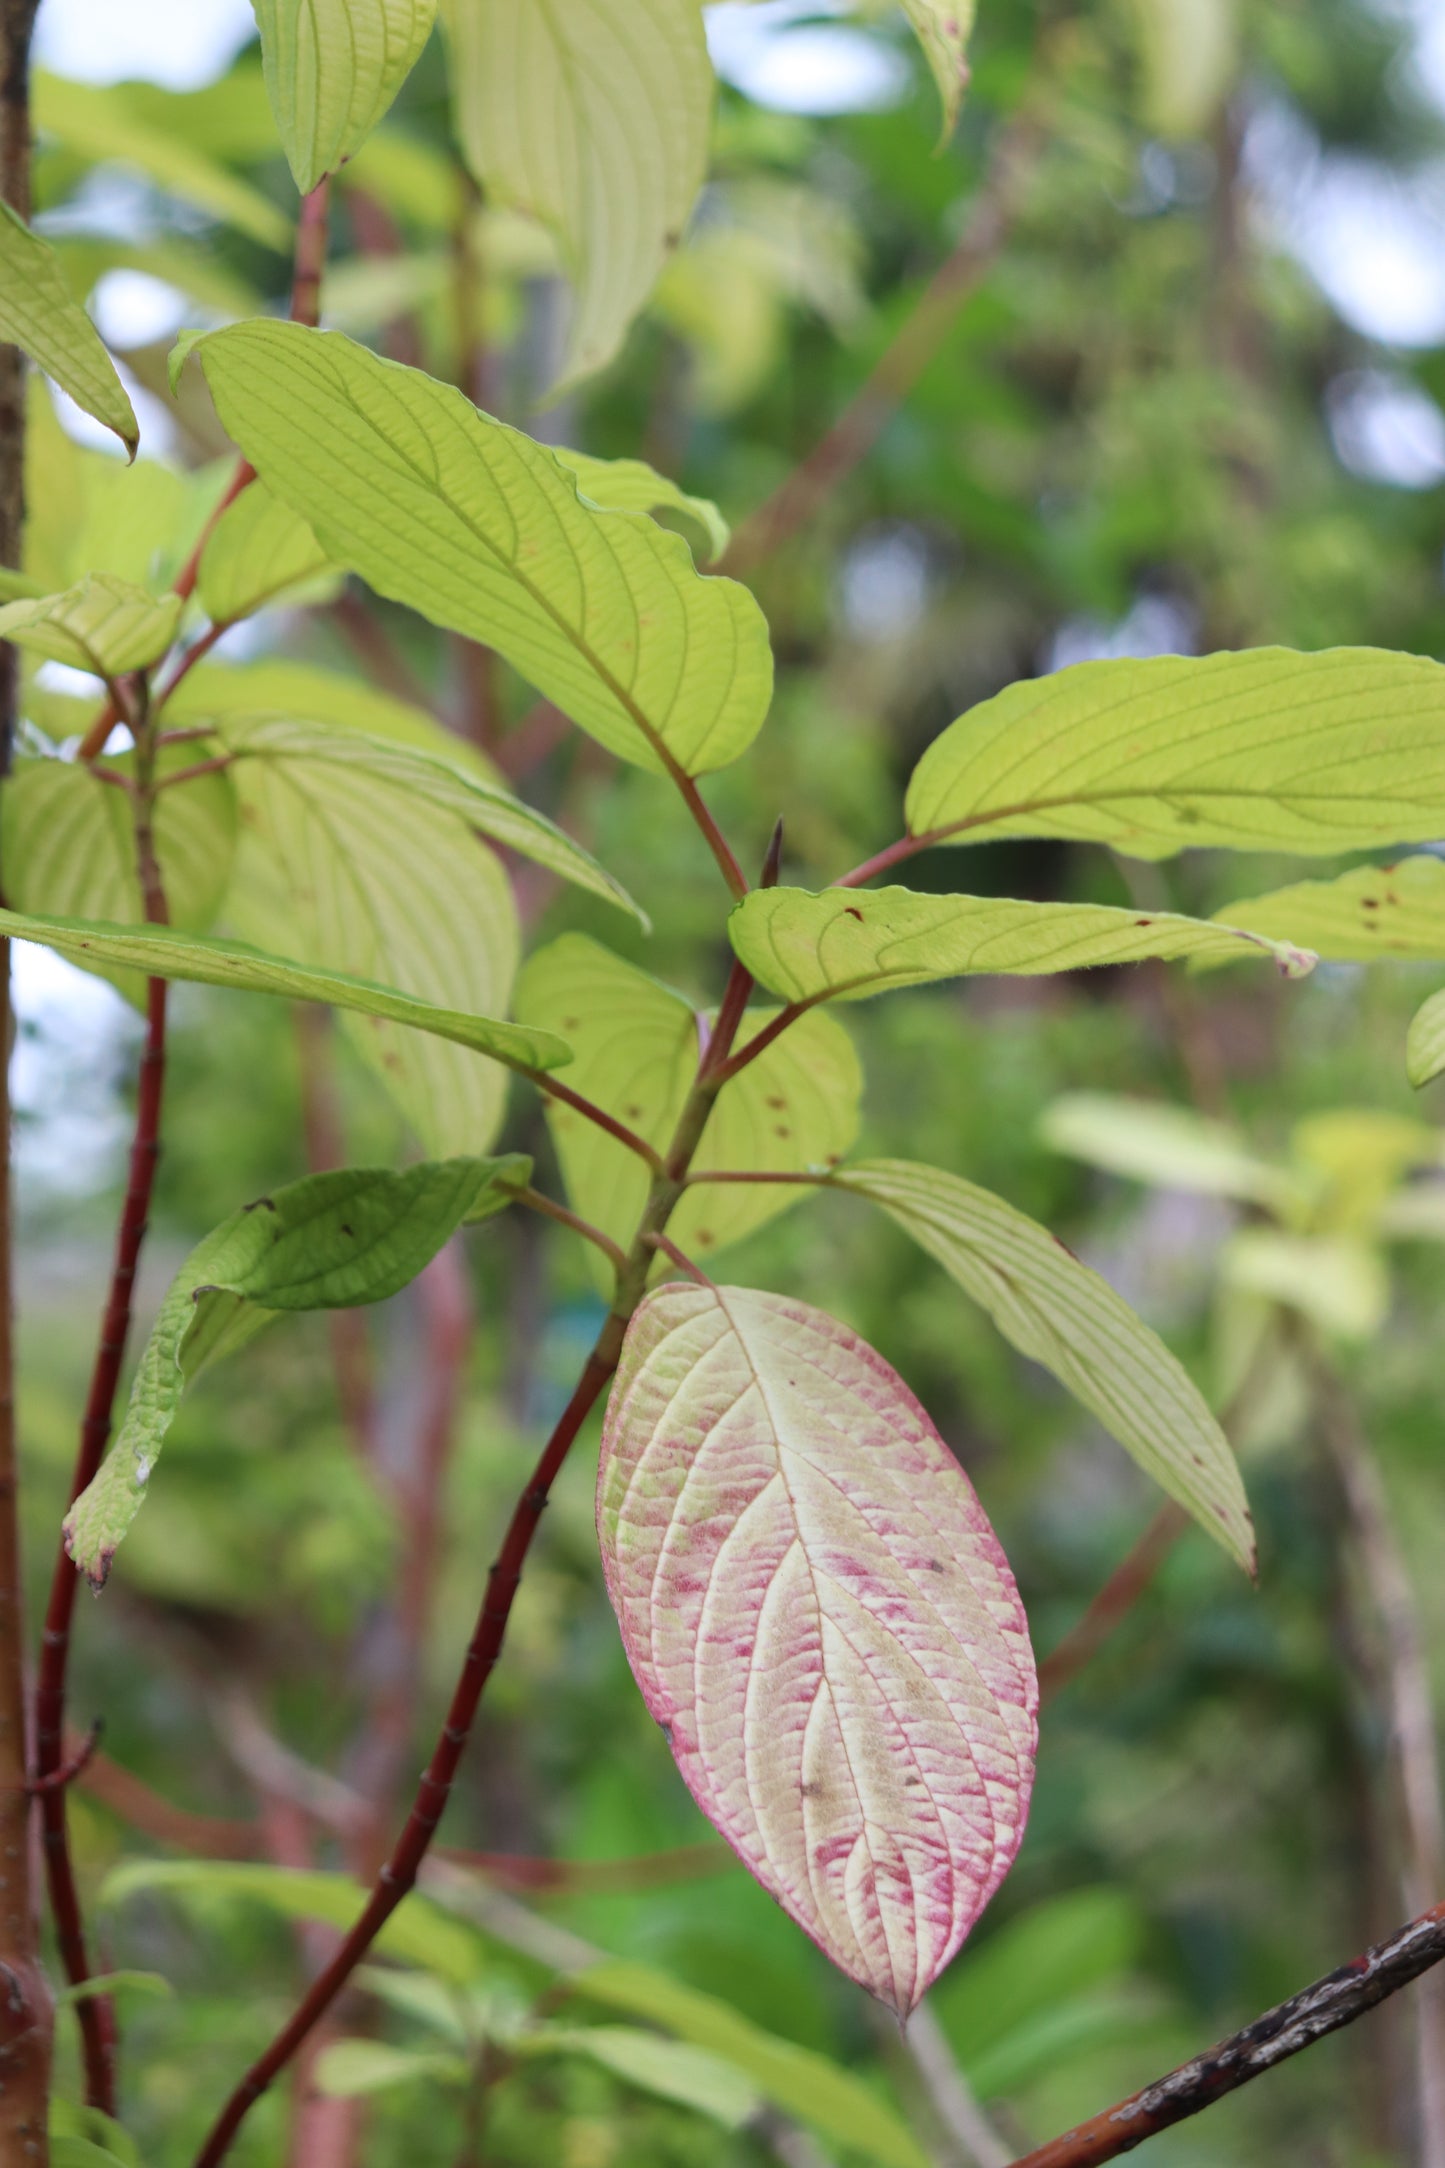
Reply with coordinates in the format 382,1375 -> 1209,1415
508,1185 -> 627,1275
901,2002 -> 1013,2168
715,101 -> 1048,579
190,890 -> 766,2164
647,1232 -> 716,1289
529,1071 -> 666,1174
1006,1894 -> 1445,2168
1306,1345 -> 1445,2168
26,1720 -> 102,1798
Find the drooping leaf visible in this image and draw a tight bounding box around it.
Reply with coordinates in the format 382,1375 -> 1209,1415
22,387 -> 226,595
598,1283 -> 1038,2017
1210,855 -> 1445,962
903,649 -> 1445,859
196,483 -> 333,625
0,203 -> 136,454
252,0 -> 437,195
314,2039 -> 469,2097
1039,1093 -> 1296,1211
551,448 -> 729,563
1222,1230 -> 1390,1341
165,656 -> 505,777
35,72 -> 292,251
193,322 -> 772,776
572,1959 -> 928,2168
48,2105 -> 141,2168
727,885 -> 1313,1003
0,907 -> 570,1071
100,1859 -> 486,1983
514,2026 -> 759,2130
1408,990 -> 1445,1087
65,1156 -> 526,1582
0,574 -> 181,678
210,712 -> 643,923
829,1159 -> 1255,1568
215,730 -> 521,1153
1,748 -> 238,1005
442,0 -> 713,391
900,0 -> 976,142
514,934 -> 860,1268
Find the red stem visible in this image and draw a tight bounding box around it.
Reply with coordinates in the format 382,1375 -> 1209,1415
1009,1896 -> 1445,2168
35,974 -> 167,2112
190,1337 -> 622,2168
532,1073 -> 665,1174
834,831 -> 936,889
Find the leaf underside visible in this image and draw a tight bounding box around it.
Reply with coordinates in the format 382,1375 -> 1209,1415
598,1283 -> 1037,2016
253,0 -> 437,195
0,200 -> 137,453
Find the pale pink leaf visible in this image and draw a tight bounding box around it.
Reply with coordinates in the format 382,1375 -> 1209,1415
597,1283 -> 1038,2017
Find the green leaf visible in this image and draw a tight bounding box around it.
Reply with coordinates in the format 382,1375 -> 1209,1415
442,0 -> 713,392
55,1970 -> 173,2009
193,322 -> 771,776
35,72 -> 292,251
100,1859 -> 486,1983
49,2104 -> 142,2168
252,0 -> 437,195
1409,990 -> 1445,1087
514,934 -> 860,1268
1222,1229 -> 1389,1341
2,748 -> 238,1007
196,483 -> 333,625
0,574 -> 181,678
50,2142 -> 132,2168
0,907 -> 570,1072
65,1156 -> 525,1582
215,729 -> 520,1153
0,202 -> 136,455
516,2027 -> 759,2130
829,1158 -> 1255,1568
314,2039 -> 469,2097
1039,1093 -> 1297,1211
574,1961 -> 929,2168
165,657 -> 506,778
1210,855 -> 1445,962
22,387 -> 226,595
211,712 -> 643,924
904,648 -> 1445,860
727,885 -> 1313,1003
551,448 -> 728,563
900,0 -> 976,143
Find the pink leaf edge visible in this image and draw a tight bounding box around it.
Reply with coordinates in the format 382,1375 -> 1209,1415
597,1282 -> 1038,2017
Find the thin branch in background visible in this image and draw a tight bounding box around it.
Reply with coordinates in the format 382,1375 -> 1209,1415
1007,1895 -> 1445,2168
893,2002 -> 1013,2168
715,99 -> 1049,580
1306,1346 -> 1445,2168
451,162 -> 501,755
0,0 -> 52,2149
294,1006 -> 377,1453
326,590 -> 434,709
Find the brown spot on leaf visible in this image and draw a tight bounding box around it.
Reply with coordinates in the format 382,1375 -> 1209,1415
843,906 -> 864,922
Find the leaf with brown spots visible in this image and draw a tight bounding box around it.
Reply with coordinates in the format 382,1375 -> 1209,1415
598,1283 -> 1037,2014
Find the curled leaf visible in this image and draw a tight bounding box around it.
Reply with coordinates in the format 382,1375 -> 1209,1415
598,1284 -> 1037,2016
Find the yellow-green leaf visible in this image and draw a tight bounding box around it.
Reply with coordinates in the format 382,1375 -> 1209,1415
901,0 -> 976,143
1222,1229 -> 1389,1343
1039,1093 -> 1297,1212
196,483 -> 332,625
253,0 -> 437,195
35,72 -> 292,252
0,203 -> 136,455
210,712 -> 642,924
0,574 -> 181,678
219,742 -> 521,1155
1408,990 -> 1445,1087
830,1159 -> 1254,1569
552,448 -> 728,563
1210,855 -> 1445,962
514,933 -> 860,1269
443,0 -> 713,392
194,322 -> 772,777
0,907 -> 569,1072
727,885 -> 1313,1003
904,649 -> 1445,860
166,657 -> 504,777
2,750 -> 237,1005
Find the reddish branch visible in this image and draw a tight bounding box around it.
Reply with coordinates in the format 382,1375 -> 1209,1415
1008,1897 -> 1445,2168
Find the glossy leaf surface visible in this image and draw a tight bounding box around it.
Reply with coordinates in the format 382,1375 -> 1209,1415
905,648 -> 1445,858
195,322 -> 772,775
728,885 -> 1312,1002
66,1156 -> 525,1582
0,202 -> 136,454
443,0 -> 712,390
515,934 -> 860,1265
598,1284 -> 1037,2016
831,1159 -> 1254,1568
253,0 -> 437,194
